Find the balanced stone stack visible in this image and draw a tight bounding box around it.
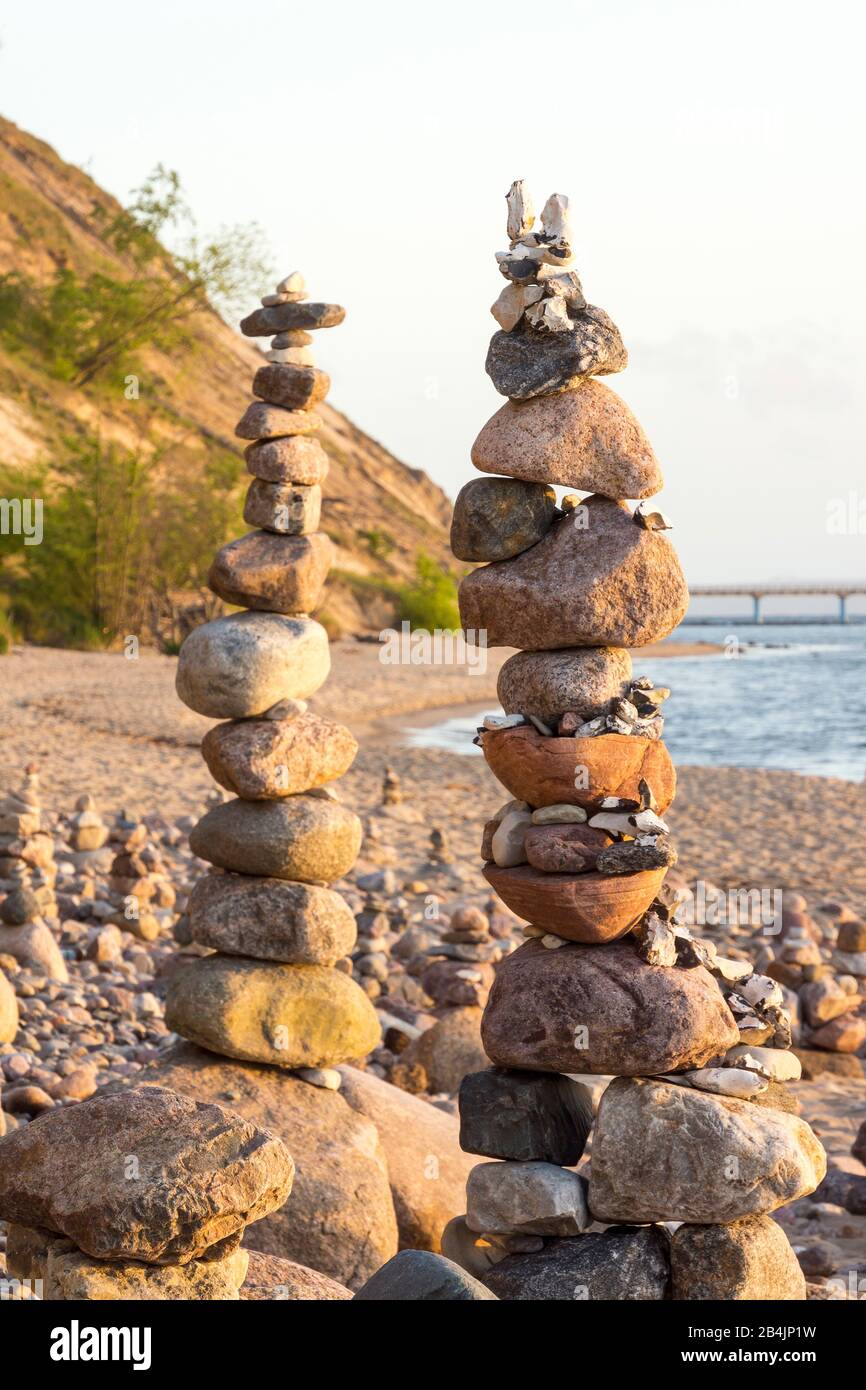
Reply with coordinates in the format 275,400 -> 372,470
167,273 -> 379,1080
0,1086 -> 294,1300
0,767 -> 57,921
446,183 -> 827,1301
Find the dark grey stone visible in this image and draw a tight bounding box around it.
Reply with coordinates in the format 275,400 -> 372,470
0,888 -> 41,926
596,840 -> 678,875
483,1227 -> 671,1300
353,1250 -> 498,1301
485,305 -> 627,400
450,478 -> 557,562
240,302 -> 345,336
459,1069 -> 593,1165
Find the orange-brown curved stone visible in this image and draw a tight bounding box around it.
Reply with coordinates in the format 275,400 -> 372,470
483,863 -> 667,943
481,725 -> 676,813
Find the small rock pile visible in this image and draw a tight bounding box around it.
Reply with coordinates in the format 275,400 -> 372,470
441,183 -> 828,1300
0,768 -> 57,923
168,273 -> 380,1083
0,1085 -> 293,1299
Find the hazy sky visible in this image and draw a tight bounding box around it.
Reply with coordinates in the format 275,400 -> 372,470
2,0 -> 865,586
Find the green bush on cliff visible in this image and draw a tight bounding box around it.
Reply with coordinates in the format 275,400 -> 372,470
396,553 -> 460,631
0,432 -> 244,649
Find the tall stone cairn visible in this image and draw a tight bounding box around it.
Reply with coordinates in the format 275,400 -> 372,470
444,183 -> 827,1301
167,273 -> 380,1079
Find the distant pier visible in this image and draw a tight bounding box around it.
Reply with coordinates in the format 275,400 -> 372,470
686,584 -> 866,624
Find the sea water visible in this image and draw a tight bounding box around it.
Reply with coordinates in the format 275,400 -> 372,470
404,622 -> 866,781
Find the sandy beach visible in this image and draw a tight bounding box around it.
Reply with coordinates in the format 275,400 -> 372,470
2,641 -> 865,916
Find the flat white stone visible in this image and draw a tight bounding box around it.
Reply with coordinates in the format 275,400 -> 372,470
724,1044 -> 802,1081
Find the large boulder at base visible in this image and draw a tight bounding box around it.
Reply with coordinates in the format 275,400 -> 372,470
589,1078 -> 827,1225
130,1043 -> 399,1290
337,1064 -> 478,1252
201,712 -> 357,800
241,1248 -> 352,1301
459,497 -> 688,649
175,612 -> 330,718
354,1250 -> 498,1301
472,378 -> 662,496
189,796 -> 362,882
481,938 -> 738,1076
482,1227 -> 671,1301
0,966 -> 18,1042
0,922 -> 68,983
481,725 -> 676,813
497,646 -> 633,725
0,1085 -> 294,1265
188,872 -> 357,965
165,956 -> 380,1068
670,1216 -> 807,1300
402,1006 -> 489,1093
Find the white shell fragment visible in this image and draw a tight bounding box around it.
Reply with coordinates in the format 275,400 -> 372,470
656,1068 -> 769,1099
634,501 -> 673,531
506,179 -> 535,243
723,1045 -> 802,1082
483,713 -> 526,731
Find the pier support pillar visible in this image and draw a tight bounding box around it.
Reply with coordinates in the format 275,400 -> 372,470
839,593 -> 848,624
752,593 -> 762,624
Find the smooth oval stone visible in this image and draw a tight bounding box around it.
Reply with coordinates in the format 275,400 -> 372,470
485,306 -> 628,400
200,712 -> 357,799
450,478 -> 557,561
481,938 -> 738,1075
252,363 -> 330,411
472,379 -> 662,498
481,725 -> 677,813
165,957 -> 380,1069
498,647 -> 633,725
724,1044 -> 802,1081
243,480 -> 321,535
175,613 -> 330,719
245,435 -> 329,484
588,1078 -> 826,1225
670,1216 -> 807,1301
459,497 -> 687,649
235,402 -> 321,440
208,531 -> 333,614
240,302 -> 345,336
354,1250 -> 498,1302
189,796 -> 362,883
188,872 -> 357,965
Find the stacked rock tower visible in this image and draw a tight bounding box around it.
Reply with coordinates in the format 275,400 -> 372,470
168,273 -> 379,1080
446,184 -> 827,1300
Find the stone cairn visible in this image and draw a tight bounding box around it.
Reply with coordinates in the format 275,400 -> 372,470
0,767 -> 57,924
441,183 -> 828,1300
166,272 -> 379,1086
0,1085 -> 293,1300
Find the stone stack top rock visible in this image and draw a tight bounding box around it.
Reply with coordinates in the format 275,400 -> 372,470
488,181 -> 627,400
